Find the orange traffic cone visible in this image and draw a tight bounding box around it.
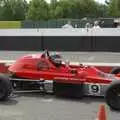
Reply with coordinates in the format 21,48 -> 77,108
96,104 -> 107,120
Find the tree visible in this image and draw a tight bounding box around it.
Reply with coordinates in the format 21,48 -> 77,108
94,4 -> 109,17
49,0 -> 58,18
26,0 -> 49,20
51,0 -> 57,6
0,0 -> 28,20
108,0 -> 120,17
0,0 -> 109,20
53,0 -> 73,18
49,0 -> 108,19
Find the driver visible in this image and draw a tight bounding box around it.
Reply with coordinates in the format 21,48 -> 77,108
50,53 -> 62,67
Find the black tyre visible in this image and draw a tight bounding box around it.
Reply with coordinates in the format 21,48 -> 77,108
0,74 -> 12,101
54,82 -> 84,98
110,67 -> 120,74
105,81 -> 120,110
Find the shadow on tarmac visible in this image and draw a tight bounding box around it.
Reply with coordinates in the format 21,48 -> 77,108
0,99 -> 18,106
11,92 -> 105,104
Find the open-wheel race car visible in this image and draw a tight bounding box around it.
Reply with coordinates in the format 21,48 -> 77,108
0,50 -> 120,110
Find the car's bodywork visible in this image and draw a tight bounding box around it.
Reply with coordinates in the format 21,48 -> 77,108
8,51 -> 118,95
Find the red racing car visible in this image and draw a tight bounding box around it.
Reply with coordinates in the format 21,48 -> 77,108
0,50 -> 120,110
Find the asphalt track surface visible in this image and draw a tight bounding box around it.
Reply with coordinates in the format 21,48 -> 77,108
1,51 -> 120,63
0,51 -> 120,120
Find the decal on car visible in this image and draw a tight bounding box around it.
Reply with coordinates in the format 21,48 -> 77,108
37,60 -> 49,70
89,83 -> 101,95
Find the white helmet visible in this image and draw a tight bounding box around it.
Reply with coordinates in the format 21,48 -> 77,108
50,53 -> 62,66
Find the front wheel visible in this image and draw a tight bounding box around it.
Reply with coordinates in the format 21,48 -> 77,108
105,81 -> 120,110
110,67 -> 120,74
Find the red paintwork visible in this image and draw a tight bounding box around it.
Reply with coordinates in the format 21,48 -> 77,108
8,52 -> 120,85
95,66 -> 112,73
0,63 -> 9,73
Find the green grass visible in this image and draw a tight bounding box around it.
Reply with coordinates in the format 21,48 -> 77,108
0,21 -> 21,28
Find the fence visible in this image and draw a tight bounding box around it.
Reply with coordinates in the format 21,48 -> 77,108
0,18 -> 114,28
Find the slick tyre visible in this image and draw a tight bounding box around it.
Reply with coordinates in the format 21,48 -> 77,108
0,74 -> 12,101
105,81 -> 120,110
110,67 -> 120,74
54,82 -> 84,98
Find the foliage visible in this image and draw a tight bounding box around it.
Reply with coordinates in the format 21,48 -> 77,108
0,0 -> 28,20
0,0 -> 120,20
26,0 -> 49,20
49,0 -> 108,19
108,0 -> 120,17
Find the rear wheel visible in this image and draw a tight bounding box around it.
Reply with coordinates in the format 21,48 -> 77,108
0,74 -> 12,101
54,82 -> 84,98
105,81 -> 120,110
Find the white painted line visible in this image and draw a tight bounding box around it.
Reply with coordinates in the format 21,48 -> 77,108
0,60 -> 15,63
69,62 -> 120,67
82,62 -> 120,67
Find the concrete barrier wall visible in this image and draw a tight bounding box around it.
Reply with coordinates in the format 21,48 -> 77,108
43,36 -> 91,51
92,36 -> 120,52
0,36 -> 42,51
0,28 -> 120,51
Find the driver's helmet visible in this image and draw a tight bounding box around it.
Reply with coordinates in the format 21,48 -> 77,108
50,52 -> 62,65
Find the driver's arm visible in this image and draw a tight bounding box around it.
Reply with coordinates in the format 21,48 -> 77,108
44,50 -> 49,57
